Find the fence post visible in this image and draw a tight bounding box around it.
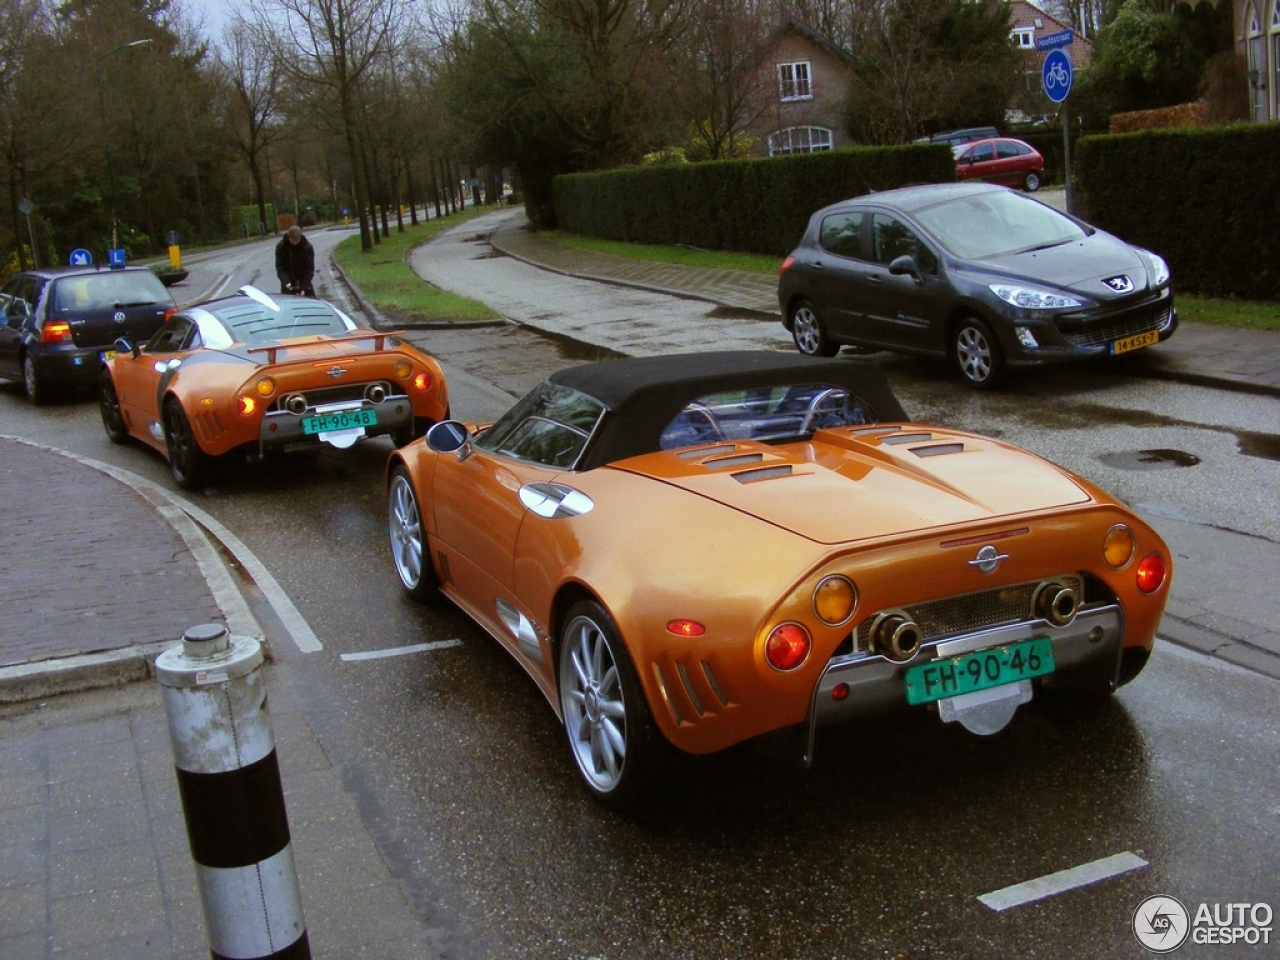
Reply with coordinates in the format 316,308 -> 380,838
156,624 -> 311,960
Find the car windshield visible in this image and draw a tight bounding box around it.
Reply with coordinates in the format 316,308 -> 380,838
913,191 -> 1087,259
53,272 -> 168,312
475,380 -> 605,469
659,383 -> 874,450
209,299 -> 353,345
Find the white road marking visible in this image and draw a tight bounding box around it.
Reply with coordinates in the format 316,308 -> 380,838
977,852 -> 1148,911
340,640 -> 462,662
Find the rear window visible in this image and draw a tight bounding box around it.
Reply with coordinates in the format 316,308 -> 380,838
53,271 -> 169,313
208,299 -> 354,345
660,383 -> 875,449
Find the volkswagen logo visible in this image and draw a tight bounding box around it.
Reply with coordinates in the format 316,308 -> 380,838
113,311 -> 127,323
1103,275 -> 1134,294
968,544 -> 1009,574
326,365 -> 347,379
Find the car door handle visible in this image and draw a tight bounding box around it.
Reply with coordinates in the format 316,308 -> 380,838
812,261 -> 825,271
868,275 -> 883,284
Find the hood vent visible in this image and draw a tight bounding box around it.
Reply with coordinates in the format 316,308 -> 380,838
679,443 -> 736,460
911,443 -> 965,458
706,453 -> 764,470
733,465 -> 794,484
881,432 -> 934,445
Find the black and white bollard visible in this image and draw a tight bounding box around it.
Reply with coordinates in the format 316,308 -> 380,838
157,624 -> 310,960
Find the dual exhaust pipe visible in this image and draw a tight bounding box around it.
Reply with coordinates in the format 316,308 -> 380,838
282,382 -> 389,415
868,579 -> 1081,663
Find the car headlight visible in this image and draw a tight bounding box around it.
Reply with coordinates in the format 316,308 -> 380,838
989,284 -> 1082,309
1144,251 -> 1170,287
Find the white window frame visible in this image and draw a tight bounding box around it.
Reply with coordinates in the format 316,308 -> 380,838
1012,28 -> 1035,48
1271,0 -> 1280,120
768,126 -> 833,156
777,61 -> 813,101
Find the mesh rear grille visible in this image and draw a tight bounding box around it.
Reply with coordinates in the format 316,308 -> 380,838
856,574 -> 1084,651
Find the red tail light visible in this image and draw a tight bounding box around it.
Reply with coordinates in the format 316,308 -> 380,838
778,256 -> 795,277
413,372 -> 432,392
164,307 -> 178,322
236,396 -> 256,416
1136,553 -> 1167,594
765,623 -> 811,671
41,320 -> 73,343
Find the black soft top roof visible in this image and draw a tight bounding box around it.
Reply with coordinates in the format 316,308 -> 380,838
551,351 -> 908,470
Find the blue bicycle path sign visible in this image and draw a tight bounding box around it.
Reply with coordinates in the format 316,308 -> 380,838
1043,49 -> 1073,103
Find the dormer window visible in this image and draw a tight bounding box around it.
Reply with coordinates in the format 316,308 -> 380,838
778,61 -> 812,100
1012,28 -> 1035,48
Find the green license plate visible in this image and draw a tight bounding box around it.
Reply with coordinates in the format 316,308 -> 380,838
904,636 -> 1055,706
301,409 -> 377,435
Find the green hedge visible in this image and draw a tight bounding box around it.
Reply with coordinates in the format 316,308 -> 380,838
553,145 -> 956,258
1076,124 -> 1280,301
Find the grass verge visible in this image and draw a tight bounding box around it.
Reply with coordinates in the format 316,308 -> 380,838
1177,295 -> 1280,332
543,231 -> 782,275
333,207 -> 500,322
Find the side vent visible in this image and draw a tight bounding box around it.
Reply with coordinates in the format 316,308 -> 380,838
911,443 -> 965,458
700,661 -> 730,708
675,662 -> 705,716
732,465 -> 794,484
678,444 -> 736,460
705,453 -> 764,470
651,663 -> 684,725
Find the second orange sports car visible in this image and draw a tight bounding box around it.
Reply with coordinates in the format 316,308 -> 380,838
100,286 -> 448,488
387,351 -> 1170,808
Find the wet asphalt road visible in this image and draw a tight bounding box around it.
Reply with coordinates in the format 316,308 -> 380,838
2,230 -> 1277,959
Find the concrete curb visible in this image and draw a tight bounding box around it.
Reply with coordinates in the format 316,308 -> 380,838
0,640 -> 174,704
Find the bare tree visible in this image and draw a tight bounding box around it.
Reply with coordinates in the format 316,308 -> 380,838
252,0 -> 407,251
217,18 -> 281,236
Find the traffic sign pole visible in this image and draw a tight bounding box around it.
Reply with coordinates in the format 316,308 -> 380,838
1042,49 -> 1075,215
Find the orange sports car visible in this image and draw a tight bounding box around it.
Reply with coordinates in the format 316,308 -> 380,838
100,286 -> 448,489
387,351 -> 1170,808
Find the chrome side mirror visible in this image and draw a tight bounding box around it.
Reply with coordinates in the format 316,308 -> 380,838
114,336 -> 140,358
426,419 -> 471,459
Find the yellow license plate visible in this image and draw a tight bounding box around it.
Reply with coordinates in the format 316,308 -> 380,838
1110,329 -> 1159,355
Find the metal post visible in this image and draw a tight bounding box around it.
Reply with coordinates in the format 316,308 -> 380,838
1062,107 -> 1074,216
157,624 -> 311,960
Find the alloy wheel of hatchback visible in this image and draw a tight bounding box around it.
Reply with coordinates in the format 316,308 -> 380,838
1024,171 -> 1041,192
558,601 -> 660,809
388,467 -> 437,601
790,301 -> 838,357
952,317 -> 1006,389
22,354 -> 46,405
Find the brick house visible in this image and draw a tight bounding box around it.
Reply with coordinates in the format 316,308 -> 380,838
1007,1 -> 1094,70
750,18 -> 855,157
1236,0 -> 1280,121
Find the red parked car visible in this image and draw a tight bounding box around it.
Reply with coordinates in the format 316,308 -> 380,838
953,138 -> 1044,192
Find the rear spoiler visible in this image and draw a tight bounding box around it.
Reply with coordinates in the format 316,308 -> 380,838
245,331 -> 404,365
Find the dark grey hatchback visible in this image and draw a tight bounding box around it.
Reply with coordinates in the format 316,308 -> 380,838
0,265 -> 176,404
777,182 -> 1177,388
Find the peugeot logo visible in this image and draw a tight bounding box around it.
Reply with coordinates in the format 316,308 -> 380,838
968,544 -> 1009,574
1103,275 -> 1134,294
113,311 -> 127,323
326,365 -> 347,379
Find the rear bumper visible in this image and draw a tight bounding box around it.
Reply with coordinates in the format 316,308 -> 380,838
258,396 -> 414,451
802,604 -> 1125,762
29,345 -> 113,386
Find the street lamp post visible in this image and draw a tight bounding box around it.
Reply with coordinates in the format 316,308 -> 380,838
95,38 -> 152,253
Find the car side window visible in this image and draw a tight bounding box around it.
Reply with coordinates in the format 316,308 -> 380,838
475,380 -> 604,469
496,417 -> 591,469
819,212 -> 864,258
996,141 -> 1019,160
5,278 -> 39,321
971,143 -> 994,163
145,315 -> 195,354
872,214 -> 938,274
1013,142 -> 1033,157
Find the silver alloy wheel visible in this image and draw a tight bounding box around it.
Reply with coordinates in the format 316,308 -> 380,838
1025,171 -> 1041,192
955,324 -> 993,384
389,474 -> 424,590
792,305 -> 822,355
560,613 -> 627,793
